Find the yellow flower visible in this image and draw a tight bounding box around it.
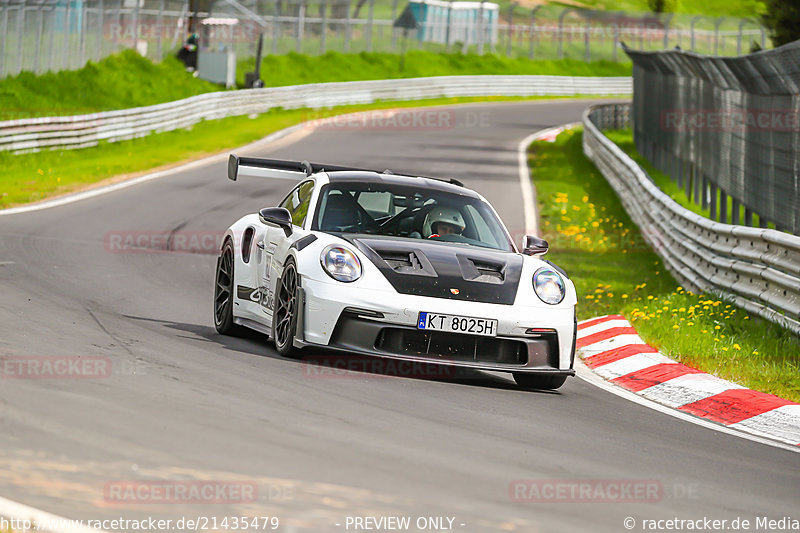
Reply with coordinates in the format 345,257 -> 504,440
621,294 -> 628,299
714,325 -> 721,330
672,325 -> 679,329
733,344 -> 741,350
722,347 -> 728,351
753,351 -> 759,355
687,321 -> 694,326
647,295 -> 654,300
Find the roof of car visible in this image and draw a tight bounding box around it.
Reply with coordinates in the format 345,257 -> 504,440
323,171 -> 481,199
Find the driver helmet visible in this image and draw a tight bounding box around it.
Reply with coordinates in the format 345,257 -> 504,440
424,206 -> 466,236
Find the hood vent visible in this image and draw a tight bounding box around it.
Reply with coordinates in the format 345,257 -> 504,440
375,249 -> 437,277
458,256 -> 505,284
349,236 -> 522,305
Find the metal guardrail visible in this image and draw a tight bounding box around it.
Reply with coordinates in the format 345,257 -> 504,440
583,103 -> 800,335
0,75 -> 631,153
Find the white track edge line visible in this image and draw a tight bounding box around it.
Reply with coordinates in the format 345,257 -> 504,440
574,359 -> 799,453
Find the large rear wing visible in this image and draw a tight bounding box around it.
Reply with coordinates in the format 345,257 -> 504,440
227,154 -> 464,187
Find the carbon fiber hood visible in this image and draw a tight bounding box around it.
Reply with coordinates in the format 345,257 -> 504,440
350,236 -> 523,305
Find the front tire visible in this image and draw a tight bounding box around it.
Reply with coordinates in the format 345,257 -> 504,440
214,239 -> 243,336
513,373 -> 568,391
272,258 -> 301,358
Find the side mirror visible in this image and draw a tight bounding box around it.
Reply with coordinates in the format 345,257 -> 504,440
522,235 -> 548,255
259,207 -> 293,237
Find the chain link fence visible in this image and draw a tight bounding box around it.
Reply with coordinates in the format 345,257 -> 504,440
625,41 -> 800,236
0,0 -> 769,79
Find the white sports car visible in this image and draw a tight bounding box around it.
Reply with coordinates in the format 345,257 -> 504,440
214,155 -> 577,390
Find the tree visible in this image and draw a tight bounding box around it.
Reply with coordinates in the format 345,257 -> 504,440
648,0 -> 679,13
761,0 -> 800,47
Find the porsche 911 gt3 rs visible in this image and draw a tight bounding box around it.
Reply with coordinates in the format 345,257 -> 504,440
214,155 -> 577,390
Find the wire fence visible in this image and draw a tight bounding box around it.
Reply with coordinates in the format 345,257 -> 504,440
624,40 -> 800,236
0,0 -> 769,79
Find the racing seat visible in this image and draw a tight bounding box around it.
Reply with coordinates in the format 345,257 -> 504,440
320,194 -> 361,231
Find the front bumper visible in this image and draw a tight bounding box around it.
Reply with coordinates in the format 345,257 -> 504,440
299,277 -> 577,374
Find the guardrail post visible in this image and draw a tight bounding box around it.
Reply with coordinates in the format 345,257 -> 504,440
758,214 -> 767,228
676,155 -> 682,188
685,161 -> 692,202
719,190 -> 727,223
709,183 -> 717,220
297,0 -> 306,53
744,207 -> 753,226
731,198 -> 740,225
694,168 -> 701,205
701,176 -> 708,209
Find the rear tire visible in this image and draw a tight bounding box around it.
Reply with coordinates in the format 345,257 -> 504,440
513,373 -> 568,391
272,258 -> 301,358
213,239 -> 244,336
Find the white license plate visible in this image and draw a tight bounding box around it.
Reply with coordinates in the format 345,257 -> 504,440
417,312 -> 498,337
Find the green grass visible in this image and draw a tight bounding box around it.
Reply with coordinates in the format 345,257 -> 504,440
0,50 -> 220,120
545,0 -> 766,18
239,50 -> 631,87
0,50 -> 631,121
604,129 -> 774,228
530,127 -> 800,402
0,95 -> 582,208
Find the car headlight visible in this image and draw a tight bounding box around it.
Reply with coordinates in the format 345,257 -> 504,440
533,267 -> 565,305
320,245 -> 362,283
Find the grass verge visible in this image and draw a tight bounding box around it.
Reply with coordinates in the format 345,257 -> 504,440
239,51 -> 632,87
530,127 -> 800,402
0,50 -> 631,120
0,95 -> 589,208
603,129 -> 776,229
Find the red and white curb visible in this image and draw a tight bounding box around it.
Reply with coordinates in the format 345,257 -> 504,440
577,315 -> 800,447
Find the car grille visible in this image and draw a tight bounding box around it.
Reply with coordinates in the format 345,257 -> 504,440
375,328 -> 528,365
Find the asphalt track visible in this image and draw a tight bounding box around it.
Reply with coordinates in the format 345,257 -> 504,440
0,100 -> 798,533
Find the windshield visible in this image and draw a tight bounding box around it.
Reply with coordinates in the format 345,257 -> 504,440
312,182 -> 514,252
